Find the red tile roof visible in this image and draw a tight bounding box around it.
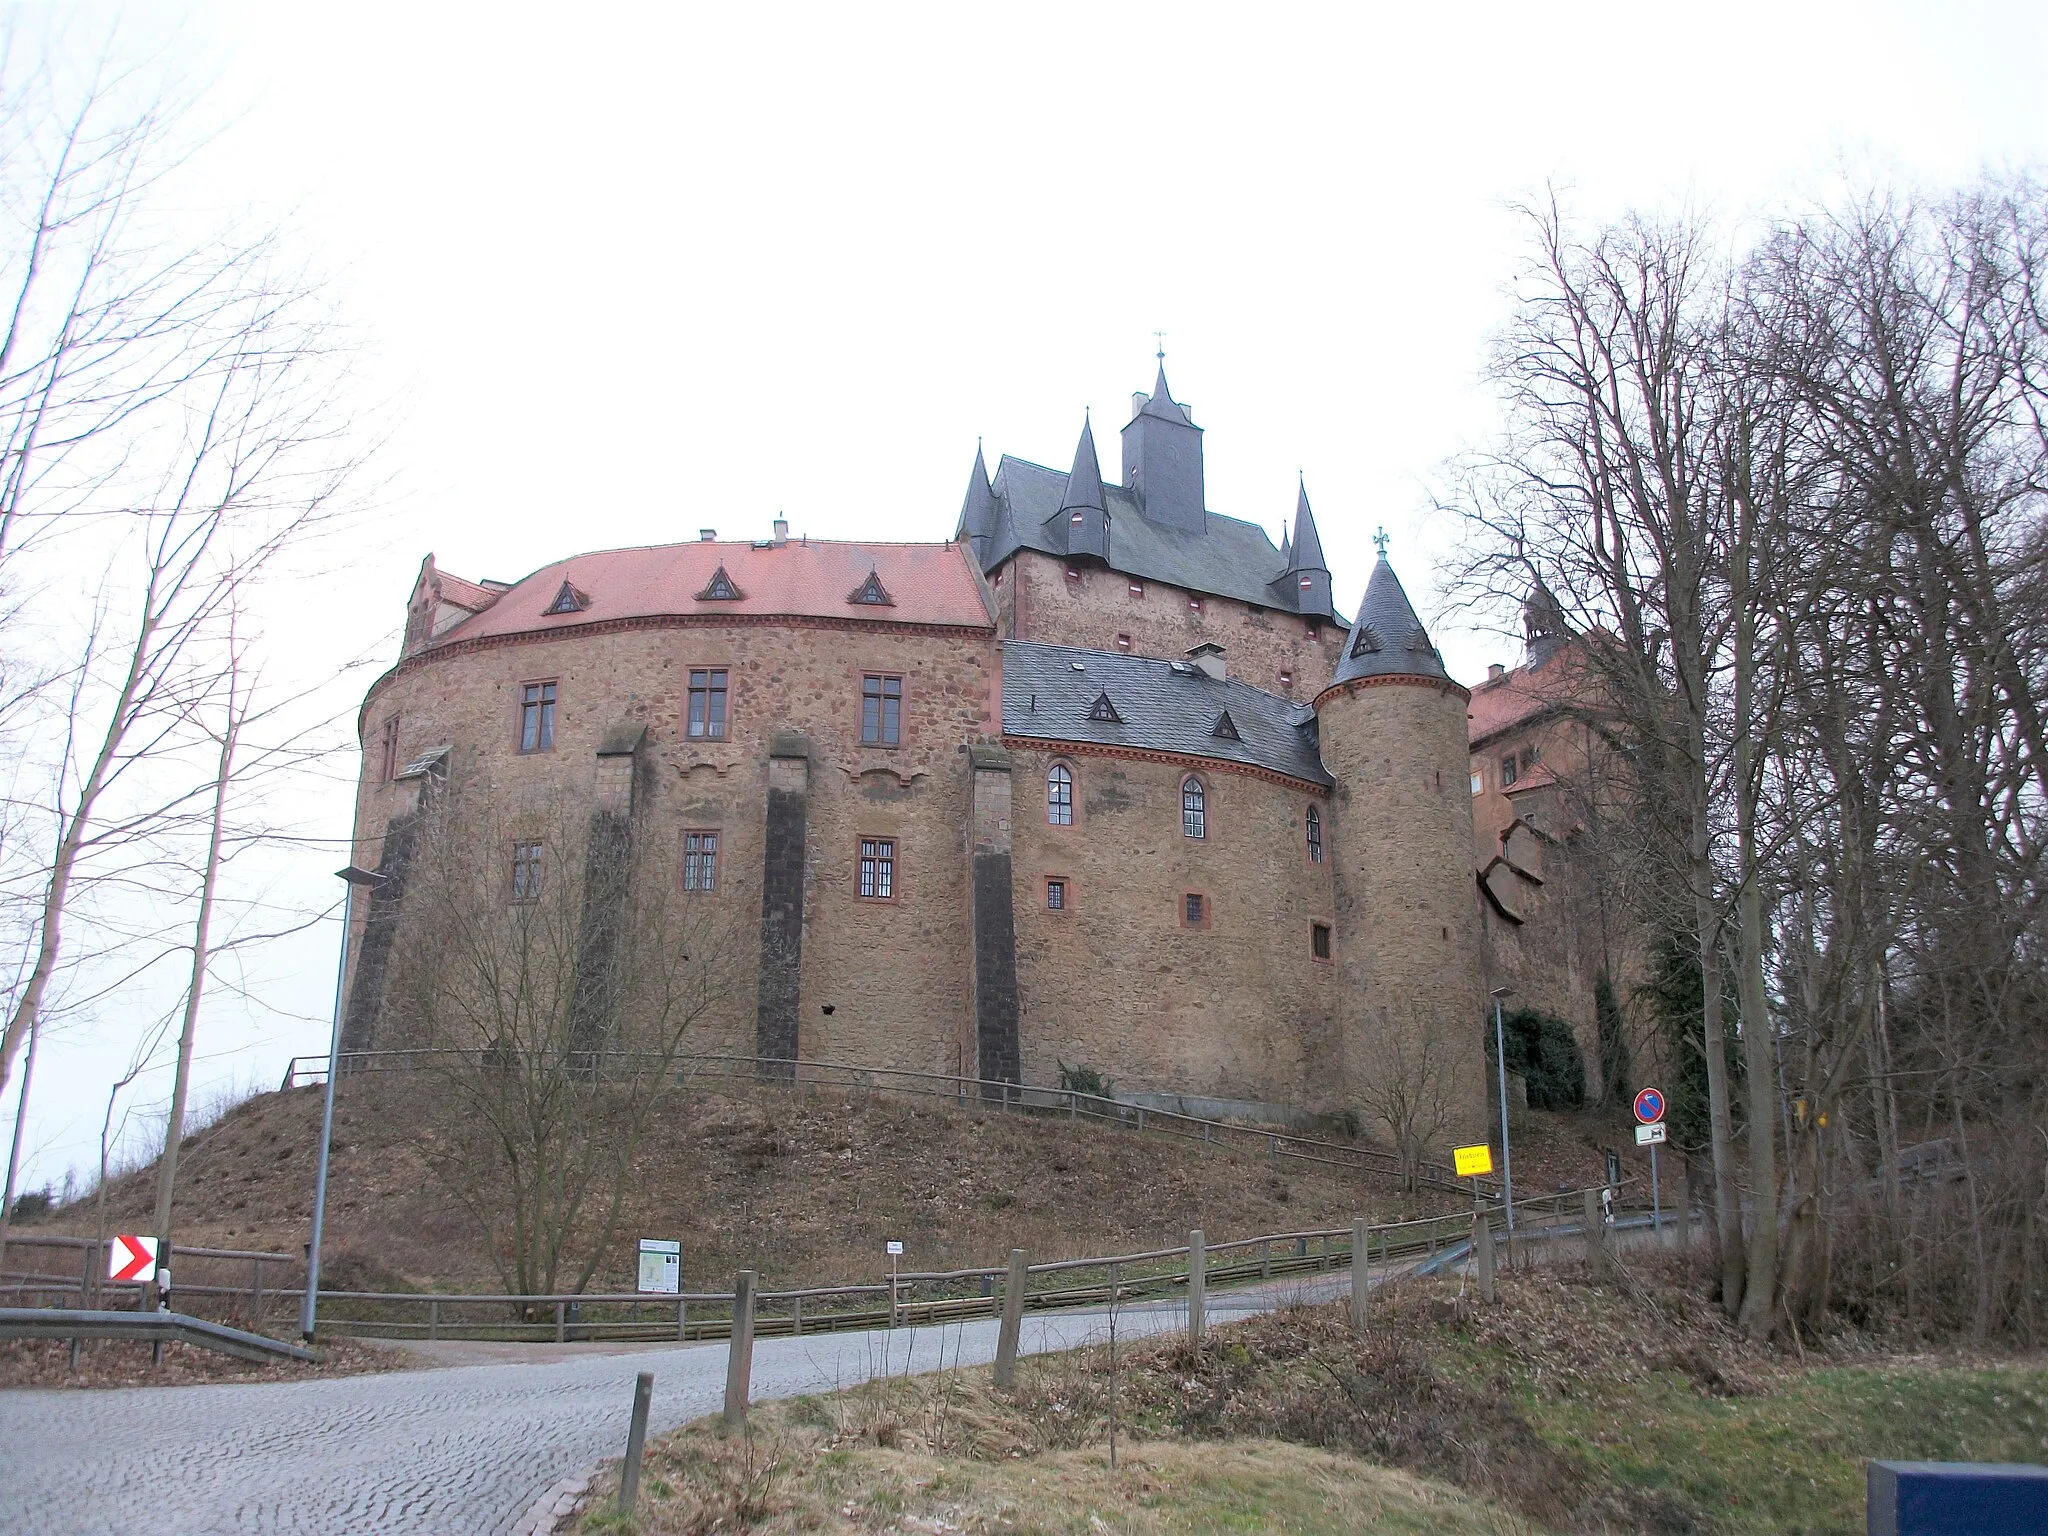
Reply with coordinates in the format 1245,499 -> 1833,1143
432,570 -> 501,612
427,539 -> 993,649
1466,647 -> 1592,747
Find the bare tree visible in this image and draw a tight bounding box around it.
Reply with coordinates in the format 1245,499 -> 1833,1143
380,789 -> 744,1304
1354,1017 -> 1460,1196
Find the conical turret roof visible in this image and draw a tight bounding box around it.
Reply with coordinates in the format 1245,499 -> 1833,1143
1287,479 -> 1328,572
1326,554 -> 1451,688
1060,416 -> 1106,512
957,442 -> 996,543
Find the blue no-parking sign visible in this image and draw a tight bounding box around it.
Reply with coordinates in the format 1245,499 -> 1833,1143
1634,1087 -> 1665,1125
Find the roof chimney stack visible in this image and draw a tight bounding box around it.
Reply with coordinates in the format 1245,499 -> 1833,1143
772,518 -> 789,546
1186,642 -> 1227,682
1488,663 -> 1505,681
699,528 -> 717,542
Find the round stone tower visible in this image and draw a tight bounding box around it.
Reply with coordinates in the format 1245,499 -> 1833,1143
1314,552 -> 1488,1141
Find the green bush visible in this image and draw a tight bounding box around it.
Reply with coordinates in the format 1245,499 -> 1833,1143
1486,1005 -> 1586,1111
1056,1061 -> 1114,1098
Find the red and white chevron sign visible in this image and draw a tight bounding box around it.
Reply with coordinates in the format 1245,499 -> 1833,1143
107,1233 -> 158,1283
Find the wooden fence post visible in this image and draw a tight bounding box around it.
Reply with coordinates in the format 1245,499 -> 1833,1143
1349,1220 -> 1368,1334
1187,1231 -> 1206,1344
994,1249 -> 1028,1389
1474,1213 -> 1496,1305
723,1271 -> 756,1432
1583,1189 -> 1607,1271
677,1294 -> 687,1341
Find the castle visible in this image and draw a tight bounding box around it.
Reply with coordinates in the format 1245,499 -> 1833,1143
343,364 -> 1607,1135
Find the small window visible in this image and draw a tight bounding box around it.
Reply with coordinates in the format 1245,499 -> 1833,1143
1182,776 -> 1206,839
1524,743 -> 1541,768
1047,763 -> 1074,825
687,668 -> 728,740
511,841 -> 544,903
682,830 -> 719,892
1307,621 -> 1322,643
1311,922 -> 1332,961
1305,805 -> 1323,864
1128,580 -> 1144,599
1500,753 -> 1519,788
1187,595 -> 1204,613
1064,562 -> 1082,580
1116,633 -> 1132,652
1181,892 -> 1209,928
858,837 -> 896,899
1278,668 -> 1293,689
519,681 -> 557,753
1471,771 -> 1484,796
1046,877 -> 1068,911
378,715 -> 400,783
861,674 -> 902,745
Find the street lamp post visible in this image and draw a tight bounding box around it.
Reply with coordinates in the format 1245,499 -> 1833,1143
1491,985 -> 1516,1232
301,865 -> 384,1342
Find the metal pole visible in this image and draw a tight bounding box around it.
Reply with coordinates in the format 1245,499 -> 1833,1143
1651,1140 -> 1661,1239
1493,991 -> 1516,1232
303,869 -> 375,1341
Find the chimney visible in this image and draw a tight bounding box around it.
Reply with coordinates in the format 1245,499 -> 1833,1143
1130,392 -> 1147,419
1186,643 -> 1227,682
772,518 -> 789,546
699,528 -> 717,542
1487,663 -> 1505,682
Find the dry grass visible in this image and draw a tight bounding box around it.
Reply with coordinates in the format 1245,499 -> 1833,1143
0,1333 -> 410,1390
20,1072 -> 1517,1296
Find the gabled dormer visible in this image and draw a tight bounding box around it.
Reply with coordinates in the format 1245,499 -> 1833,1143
403,555 -> 505,657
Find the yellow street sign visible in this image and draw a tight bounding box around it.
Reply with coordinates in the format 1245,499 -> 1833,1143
1454,1144 -> 1494,1178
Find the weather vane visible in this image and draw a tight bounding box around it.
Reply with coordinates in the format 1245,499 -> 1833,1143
1153,329 -> 1167,361
1374,525 -> 1391,556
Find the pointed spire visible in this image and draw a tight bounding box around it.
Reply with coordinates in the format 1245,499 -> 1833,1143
1288,478 -> 1328,573
1279,527 -> 1292,566
958,440 -> 996,543
1325,552 -> 1450,689
1061,415 -> 1106,512
1138,361 -> 1188,424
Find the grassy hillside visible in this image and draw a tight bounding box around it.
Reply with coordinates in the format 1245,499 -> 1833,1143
26,1072 -> 1605,1297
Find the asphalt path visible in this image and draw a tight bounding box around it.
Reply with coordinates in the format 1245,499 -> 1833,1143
0,1272 -> 1363,1535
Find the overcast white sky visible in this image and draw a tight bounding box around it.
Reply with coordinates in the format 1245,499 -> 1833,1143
12,1 -> 2048,1192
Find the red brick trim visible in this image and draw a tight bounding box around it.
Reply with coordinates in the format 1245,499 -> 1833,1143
1312,672 -> 1472,710
1000,735 -> 1331,796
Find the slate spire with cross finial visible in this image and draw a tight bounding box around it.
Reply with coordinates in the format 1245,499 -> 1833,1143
1374,525 -> 1391,558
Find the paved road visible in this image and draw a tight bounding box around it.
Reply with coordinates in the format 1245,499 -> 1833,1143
0,1275 -> 1358,1535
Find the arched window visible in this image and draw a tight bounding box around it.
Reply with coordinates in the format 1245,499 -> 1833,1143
1047,762 -> 1074,826
1305,804 -> 1323,863
1182,776 -> 1207,839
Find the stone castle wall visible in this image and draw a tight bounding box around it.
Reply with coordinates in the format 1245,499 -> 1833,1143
998,549 -> 1340,700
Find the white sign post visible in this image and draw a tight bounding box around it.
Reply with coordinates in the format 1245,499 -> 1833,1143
1634,1088 -> 1667,1238
636,1239 -> 680,1295
886,1240 -> 903,1329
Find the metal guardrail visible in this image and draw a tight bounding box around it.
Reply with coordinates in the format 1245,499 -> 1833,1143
0,1307 -> 317,1364
280,1048 -> 1494,1199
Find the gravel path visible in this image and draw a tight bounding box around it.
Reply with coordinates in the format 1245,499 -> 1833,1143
0,1274 -> 1358,1534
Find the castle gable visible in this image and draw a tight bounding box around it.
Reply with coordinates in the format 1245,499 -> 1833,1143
1002,641 -> 1330,786
981,456 -> 1344,624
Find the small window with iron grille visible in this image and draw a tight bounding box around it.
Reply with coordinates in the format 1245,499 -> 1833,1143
511,841 -> 544,903
1312,921 -> 1332,961
858,837 -> 896,899
1181,891 -> 1209,928
682,830 -> 719,892
861,675 -> 902,745
1046,877 -> 1069,912
519,681 -> 557,753
687,669 -> 728,740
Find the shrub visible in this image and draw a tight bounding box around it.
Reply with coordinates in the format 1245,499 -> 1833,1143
1486,1006 -> 1586,1111
1056,1061 -> 1113,1098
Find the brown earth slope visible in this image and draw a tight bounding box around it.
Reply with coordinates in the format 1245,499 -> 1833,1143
13,1074 -> 1624,1297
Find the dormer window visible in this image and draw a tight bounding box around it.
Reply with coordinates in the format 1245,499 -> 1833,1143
1350,625 -> 1382,658
1210,711 -> 1240,742
544,580 -> 589,615
696,565 -> 743,602
1087,691 -> 1122,724
847,569 -> 894,606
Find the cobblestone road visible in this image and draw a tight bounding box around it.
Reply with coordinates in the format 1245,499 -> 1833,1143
1,1278 -> 1351,1534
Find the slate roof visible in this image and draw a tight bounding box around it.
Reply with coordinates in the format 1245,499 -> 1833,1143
1325,555 -> 1450,689
420,539 -> 994,649
977,455 -> 1346,622
1001,641 -> 1331,787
